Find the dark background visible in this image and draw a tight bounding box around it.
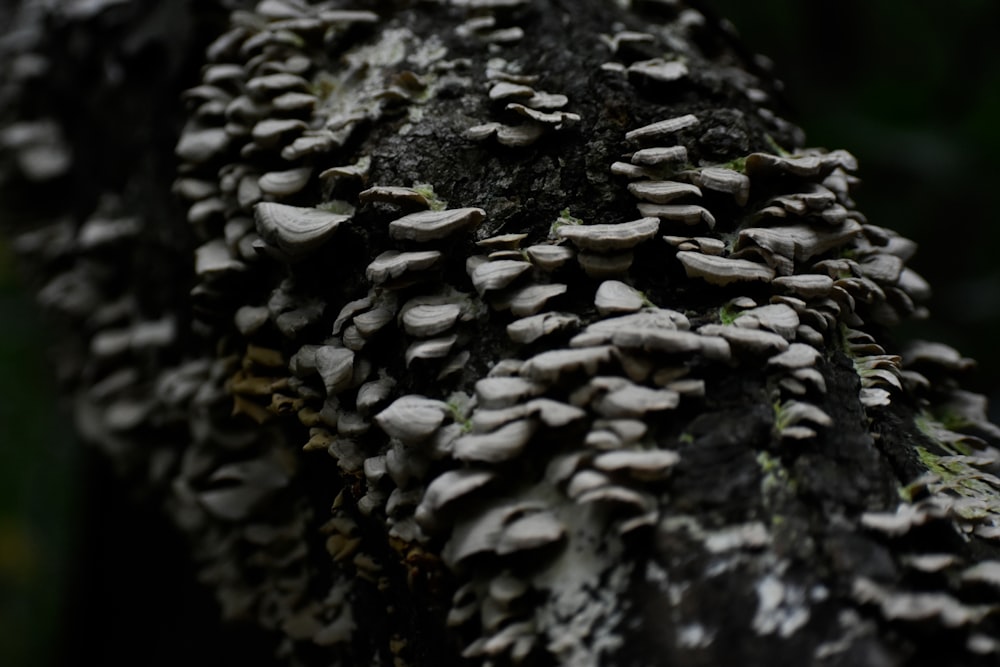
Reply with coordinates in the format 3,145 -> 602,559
1,1 -> 999,664
708,0 -> 1000,403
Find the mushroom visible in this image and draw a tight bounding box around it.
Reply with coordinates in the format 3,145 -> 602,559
506,103 -> 580,128
611,161 -> 656,179
246,72 -> 311,97
354,376 -> 394,418
495,512 -> 566,555
555,217 -> 659,251
693,167 -> 750,205
374,395 -> 450,445
469,259 -> 532,295
195,239 -> 245,276
498,283 -> 568,317
477,233 -> 528,250
577,251 -> 636,278
507,312 -> 580,344
745,150 -> 858,179
353,296 -> 398,337
593,382 -> 680,418
250,118 -> 307,148
366,250 -> 442,285
593,449 -> 680,481
258,166 -> 313,197
453,419 -> 538,463
401,302 -> 463,337
315,346 -> 355,396
474,376 -> 545,409
405,334 -> 458,366
663,235 -> 725,255
625,114 -> 700,142
733,304 -> 800,339
628,58 -> 689,83
520,346 -> 615,382
415,469 -> 496,530
773,274 -> 835,298
389,207 -> 486,242
595,280 -> 645,315
630,146 -> 688,167
768,343 -> 821,369
488,81 -> 535,101
639,204 -> 715,228
176,125 -> 230,163
698,324 -> 789,354
253,202 -> 349,259
676,251 -> 775,285
442,501 -> 544,568
628,180 -> 702,204
903,340 -> 975,373
524,244 -> 575,271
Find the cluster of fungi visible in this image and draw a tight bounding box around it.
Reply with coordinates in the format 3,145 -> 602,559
3,0 -> 1000,665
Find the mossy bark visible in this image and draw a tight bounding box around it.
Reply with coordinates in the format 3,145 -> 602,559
3,2 -> 1000,667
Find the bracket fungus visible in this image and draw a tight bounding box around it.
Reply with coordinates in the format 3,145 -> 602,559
254,202 -> 349,259
10,0 -> 1000,665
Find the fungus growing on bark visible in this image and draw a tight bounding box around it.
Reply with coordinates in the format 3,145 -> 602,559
10,0 -> 1000,664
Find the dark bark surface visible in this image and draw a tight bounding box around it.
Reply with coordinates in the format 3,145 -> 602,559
3,1 -> 1000,666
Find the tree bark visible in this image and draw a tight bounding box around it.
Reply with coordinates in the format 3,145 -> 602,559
4,1 -> 1000,666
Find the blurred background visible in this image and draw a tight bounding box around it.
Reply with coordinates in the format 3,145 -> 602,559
709,0 -> 1000,406
1,0 -> 999,664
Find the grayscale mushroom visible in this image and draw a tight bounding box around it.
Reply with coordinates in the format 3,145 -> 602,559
638,203 -> 715,228
254,202 -> 350,259
630,145 -> 688,167
390,207 -> 486,242
507,312 -> 581,345
258,166 -> 312,197
698,324 -> 790,354
415,469 -> 496,530
555,217 -> 659,251
627,58 -> 690,83
495,512 -> 566,555
692,166 -> 750,205
520,346 -> 615,382
469,259 -> 533,295
592,449 -> 680,481
676,251 -> 775,285
524,244 -> 575,270
314,346 -> 355,396
627,180 -> 702,204
405,334 -> 459,366
366,250 -> 442,285
401,302 -> 463,337
374,395 -> 450,445
506,103 -> 580,127
625,114 -> 700,142
595,280 -> 645,315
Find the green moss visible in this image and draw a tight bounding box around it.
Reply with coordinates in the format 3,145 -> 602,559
757,451 -> 797,496
412,182 -> 447,211
915,411 -> 974,456
772,400 -> 793,432
933,408 -> 972,432
549,208 -> 583,238
718,303 -> 740,325
446,393 -> 473,433
719,156 -> 747,173
914,445 -> 1000,518
317,199 -> 356,215
763,133 -> 791,157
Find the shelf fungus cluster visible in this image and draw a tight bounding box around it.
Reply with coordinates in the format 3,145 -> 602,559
464,62 -> 580,148
6,0 -> 1000,666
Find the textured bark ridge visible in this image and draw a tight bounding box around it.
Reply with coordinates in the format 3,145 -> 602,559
4,1 -> 1000,666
